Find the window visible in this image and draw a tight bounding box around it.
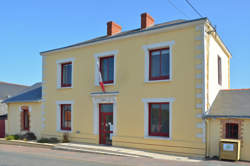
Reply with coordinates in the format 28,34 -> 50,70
61,62 -> 72,87
61,104 -> 71,130
218,56 -> 222,85
149,48 -> 170,81
21,108 -> 29,131
226,123 -> 238,139
100,56 -> 114,84
149,103 -> 170,137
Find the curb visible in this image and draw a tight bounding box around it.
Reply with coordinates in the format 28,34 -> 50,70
0,139 -> 54,149
53,146 -> 141,158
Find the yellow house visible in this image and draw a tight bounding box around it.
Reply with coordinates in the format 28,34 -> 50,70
3,83 -> 42,138
40,13 -> 231,157
206,89 -> 250,161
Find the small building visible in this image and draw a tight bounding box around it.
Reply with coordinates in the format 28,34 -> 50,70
206,89 -> 250,161
0,82 -> 28,138
3,83 -> 42,138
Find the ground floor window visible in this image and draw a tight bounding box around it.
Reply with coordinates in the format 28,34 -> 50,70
226,123 -> 238,139
61,104 -> 71,131
149,103 -> 170,137
21,106 -> 29,131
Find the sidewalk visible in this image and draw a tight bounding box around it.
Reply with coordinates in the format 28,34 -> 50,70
54,143 -> 203,163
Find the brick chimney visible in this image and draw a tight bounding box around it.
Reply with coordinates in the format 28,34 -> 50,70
107,21 -> 122,36
141,13 -> 154,29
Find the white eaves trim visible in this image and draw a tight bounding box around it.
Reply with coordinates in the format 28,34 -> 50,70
142,97 -> 175,141
142,41 -> 175,83
56,58 -> 75,89
94,50 -> 118,86
56,100 -> 74,133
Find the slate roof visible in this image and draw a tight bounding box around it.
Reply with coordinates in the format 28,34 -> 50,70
41,18 -> 207,54
0,82 -> 28,100
206,89 -> 250,119
3,83 -> 42,104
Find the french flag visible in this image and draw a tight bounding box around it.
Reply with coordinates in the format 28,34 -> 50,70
97,61 -> 105,92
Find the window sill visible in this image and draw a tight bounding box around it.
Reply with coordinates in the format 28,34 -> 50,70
145,79 -> 172,83
144,136 -> 171,140
57,129 -> 72,133
57,86 -> 73,90
96,83 -> 115,87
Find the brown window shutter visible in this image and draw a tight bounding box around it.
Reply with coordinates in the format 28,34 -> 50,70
28,112 -> 30,131
20,111 -> 24,131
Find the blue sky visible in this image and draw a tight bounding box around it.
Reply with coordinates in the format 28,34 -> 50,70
0,0 -> 249,88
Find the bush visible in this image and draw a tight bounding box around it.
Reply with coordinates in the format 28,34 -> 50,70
37,138 -> 49,143
5,134 -> 20,140
6,135 -> 15,140
13,134 -> 20,140
20,132 -> 37,141
37,137 -> 60,144
48,137 -> 60,144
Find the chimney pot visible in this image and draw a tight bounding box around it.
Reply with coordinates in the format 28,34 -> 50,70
107,21 -> 122,36
141,13 -> 154,29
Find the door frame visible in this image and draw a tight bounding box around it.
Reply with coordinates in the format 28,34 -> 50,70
99,103 -> 114,145
91,93 -> 118,139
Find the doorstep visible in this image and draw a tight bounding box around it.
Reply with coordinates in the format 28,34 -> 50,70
54,143 -> 203,162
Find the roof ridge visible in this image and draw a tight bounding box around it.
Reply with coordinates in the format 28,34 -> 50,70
0,81 -> 29,87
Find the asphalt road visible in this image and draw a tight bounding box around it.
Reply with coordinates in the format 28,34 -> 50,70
0,144 -> 250,166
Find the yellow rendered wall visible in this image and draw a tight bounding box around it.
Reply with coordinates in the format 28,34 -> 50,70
42,23 -> 205,156
7,102 -> 42,138
207,118 -> 250,161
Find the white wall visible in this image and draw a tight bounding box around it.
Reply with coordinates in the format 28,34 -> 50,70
207,35 -> 230,108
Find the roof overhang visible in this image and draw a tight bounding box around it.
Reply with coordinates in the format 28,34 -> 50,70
41,18 -> 208,56
4,100 -> 41,104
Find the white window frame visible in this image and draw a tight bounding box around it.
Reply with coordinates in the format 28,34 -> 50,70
91,93 -> 118,137
94,50 -> 118,86
142,41 -> 175,83
142,98 -> 175,140
56,58 -> 75,89
56,100 -> 74,133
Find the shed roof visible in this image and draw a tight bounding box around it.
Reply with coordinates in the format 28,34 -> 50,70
206,89 -> 250,119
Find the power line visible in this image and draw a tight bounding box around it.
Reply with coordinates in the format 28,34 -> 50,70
167,0 -> 190,19
185,0 -> 203,18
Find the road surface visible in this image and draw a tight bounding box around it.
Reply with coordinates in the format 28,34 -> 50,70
0,144 -> 249,166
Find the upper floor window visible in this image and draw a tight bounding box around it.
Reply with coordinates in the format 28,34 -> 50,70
149,103 -> 170,137
100,56 -> 114,84
218,56 -> 222,85
149,48 -> 170,81
61,62 -> 72,87
142,41 -> 174,83
56,58 -> 74,89
225,123 -> 238,139
61,104 -> 71,131
94,50 -> 118,86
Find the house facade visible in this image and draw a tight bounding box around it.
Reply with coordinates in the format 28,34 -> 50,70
40,13 -> 231,156
3,83 -> 42,138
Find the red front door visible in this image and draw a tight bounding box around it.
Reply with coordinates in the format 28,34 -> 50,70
99,104 -> 113,145
0,120 -> 5,138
